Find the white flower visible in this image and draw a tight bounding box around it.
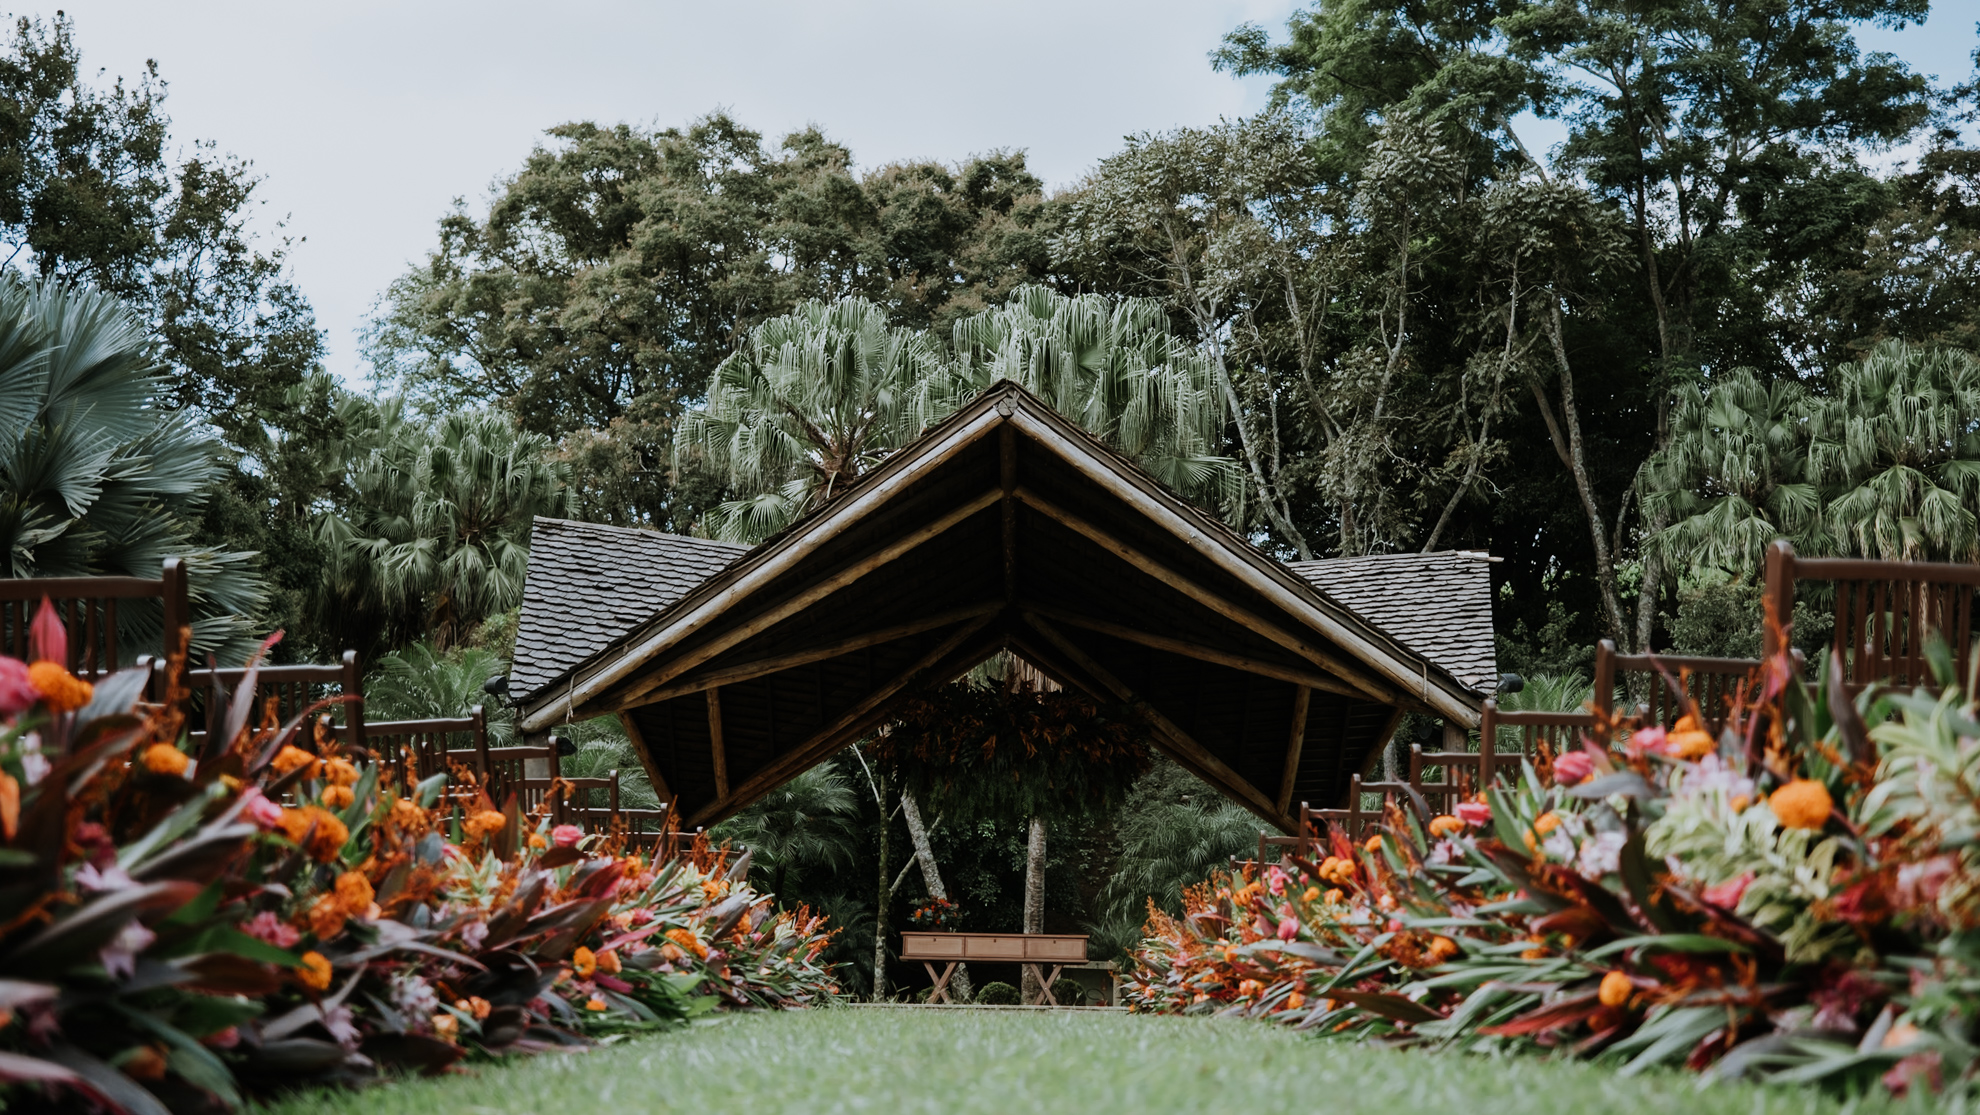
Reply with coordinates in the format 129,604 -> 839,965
74,862 -> 136,893
1576,831 -> 1627,880
390,972 -> 439,1018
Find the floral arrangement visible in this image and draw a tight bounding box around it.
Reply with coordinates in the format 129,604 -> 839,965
0,601 -> 838,1112
1125,626 -> 1978,1100
908,896 -> 960,932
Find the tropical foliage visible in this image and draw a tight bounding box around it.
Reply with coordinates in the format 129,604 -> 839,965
1124,632 -> 1979,1099
0,608 -> 837,1111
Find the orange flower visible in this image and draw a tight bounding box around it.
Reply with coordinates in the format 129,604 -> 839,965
295,951 -> 333,991
272,746 -> 320,778
527,833 -> 548,850
598,949 -> 622,974
1318,856 -> 1355,884
0,772 -> 16,841
572,946 -> 597,977
1237,979 -> 1263,998
26,661 -> 91,713
458,996 -> 492,1020
1769,779 -> 1834,830
334,871 -> 374,914
1427,815 -> 1464,839
1323,888 -> 1343,904
583,997 -> 608,1012
321,785 -> 354,809
307,894 -> 348,940
1300,886 -> 1321,904
464,810 -> 506,838
431,1012 -> 459,1042
665,927 -> 708,960
389,797 -> 425,830
1667,730 -> 1716,761
277,805 -> 350,862
323,758 -> 360,787
1426,936 -> 1459,963
121,1045 -> 167,1080
1285,991 -> 1306,1011
1533,812 -> 1561,836
1363,835 -> 1384,854
141,743 -> 190,777
1598,970 -> 1634,1008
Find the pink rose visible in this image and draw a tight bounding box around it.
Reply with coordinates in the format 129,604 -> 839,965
1265,866 -> 1288,895
1455,801 -> 1492,827
551,824 -> 584,848
1276,917 -> 1299,941
1553,751 -> 1597,786
0,657 -> 37,715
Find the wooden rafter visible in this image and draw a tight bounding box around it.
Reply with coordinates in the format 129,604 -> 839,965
1276,687 -> 1311,817
1023,605 -> 1363,699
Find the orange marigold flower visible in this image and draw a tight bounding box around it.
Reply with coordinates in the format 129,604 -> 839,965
598,949 -> 622,974
272,745 -> 320,777
1598,970 -> 1634,1008
334,871 -> 374,914
1301,886 -> 1321,903
295,951 -> 333,991
141,743 -> 190,777
1363,835 -> 1384,854
321,785 -> 355,809
431,1012 -> 459,1042
464,809 -> 506,837
278,805 -> 350,862
1533,812 -> 1561,836
308,894 -> 349,940
527,833 -> 548,850
1769,779 -> 1833,830
1323,888 -> 1343,904
584,997 -> 608,1012
1285,991 -> 1305,1011
572,946 -> 597,977
390,797 -> 425,829
664,927 -> 708,960
1667,729 -> 1716,761
26,661 -> 92,713
1427,815 -> 1464,839
323,757 -> 361,787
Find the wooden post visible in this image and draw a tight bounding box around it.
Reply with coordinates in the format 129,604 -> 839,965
1001,424 -> 1018,610
1275,686 -> 1310,816
1592,639 -> 1617,721
707,687 -> 729,801
1764,540 -> 1796,659
341,650 -> 365,755
471,705 -> 490,778
161,558 -> 187,659
1479,699 -> 1498,790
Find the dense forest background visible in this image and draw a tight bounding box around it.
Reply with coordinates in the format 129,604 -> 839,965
6,3 -> 1980,992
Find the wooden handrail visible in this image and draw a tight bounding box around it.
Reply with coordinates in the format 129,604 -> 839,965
3,558 -> 187,677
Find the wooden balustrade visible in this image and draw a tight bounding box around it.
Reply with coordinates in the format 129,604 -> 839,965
1,559 -> 187,678
181,652 -> 366,753
1766,539 -> 1980,691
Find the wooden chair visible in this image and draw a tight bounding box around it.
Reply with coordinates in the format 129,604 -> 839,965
0,559 -> 187,678
1765,539 -> 1980,693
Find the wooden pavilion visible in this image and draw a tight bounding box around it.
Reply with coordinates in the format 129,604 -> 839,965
508,381 -> 1498,833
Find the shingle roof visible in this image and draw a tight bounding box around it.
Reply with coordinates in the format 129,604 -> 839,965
510,518 -> 749,702
1286,550 -> 1499,693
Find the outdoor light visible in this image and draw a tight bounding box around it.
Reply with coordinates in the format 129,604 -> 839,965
1497,672 -> 1524,694
481,674 -> 508,697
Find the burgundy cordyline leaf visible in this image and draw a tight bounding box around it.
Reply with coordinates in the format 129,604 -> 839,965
28,598 -> 64,664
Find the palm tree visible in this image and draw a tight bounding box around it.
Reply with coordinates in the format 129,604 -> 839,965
1640,368 -> 1822,576
365,642 -> 515,744
952,285 -> 1238,511
676,297 -> 961,543
0,278 -> 265,658
1098,757 -> 1257,927
1809,341 -> 1980,562
712,764 -> 862,900
314,402 -> 567,652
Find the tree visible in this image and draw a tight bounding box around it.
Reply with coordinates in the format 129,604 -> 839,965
364,641 -> 514,745
713,765 -> 862,902
675,296 -> 960,542
313,402 -> 569,655
0,278 -> 263,657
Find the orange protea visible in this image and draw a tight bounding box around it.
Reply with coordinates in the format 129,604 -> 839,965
26,661 -> 91,713
1598,970 -> 1634,1008
278,805 -> 350,862
1427,815 -> 1464,839
272,745 -> 320,778
323,757 -> 361,787
1318,856 -> 1355,885
295,950 -> 333,991
141,743 -> 190,777
665,927 -> 708,960
1769,779 -> 1834,830
572,946 -> 597,977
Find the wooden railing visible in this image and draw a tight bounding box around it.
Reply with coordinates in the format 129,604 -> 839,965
182,652 -> 365,753
1,559 -> 187,677
1592,638 -> 1759,732
1766,539 -> 1980,691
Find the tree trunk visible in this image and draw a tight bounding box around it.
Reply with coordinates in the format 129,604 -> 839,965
900,793 -> 970,1001
871,769 -> 891,1001
1020,813 -> 1046,1002
1534,301 -> 1629,644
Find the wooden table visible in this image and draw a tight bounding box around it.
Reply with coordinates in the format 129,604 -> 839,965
898,932 -> 1089,1005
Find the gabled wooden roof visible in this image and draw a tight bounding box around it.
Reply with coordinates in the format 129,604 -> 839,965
511,382 -> 1494,831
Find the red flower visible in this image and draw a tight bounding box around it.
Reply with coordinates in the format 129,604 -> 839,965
28,597 -> 65,664
1553,750 -> 1596,786
1701,872 -> 1753,910
1455,801 -> 1491,827
0,658 -> 36,716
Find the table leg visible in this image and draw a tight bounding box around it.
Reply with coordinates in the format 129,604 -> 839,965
923,962 -> 957,1004
1038,964 -> 1062,1006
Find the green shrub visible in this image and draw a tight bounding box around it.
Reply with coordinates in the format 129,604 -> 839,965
974,981 -> 1020,1005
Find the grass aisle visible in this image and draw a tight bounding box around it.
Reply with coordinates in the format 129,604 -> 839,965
261,1009 -> 1895,1115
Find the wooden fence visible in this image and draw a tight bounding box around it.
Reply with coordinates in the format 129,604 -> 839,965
1,559 -> 187,678
1765,539 -> 1980,691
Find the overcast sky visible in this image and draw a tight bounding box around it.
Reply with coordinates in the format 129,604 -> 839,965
50,1 -> 1980,386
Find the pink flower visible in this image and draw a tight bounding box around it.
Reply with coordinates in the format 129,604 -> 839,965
244,910 -> 301,948
100,921 -> 155,980
551,824 -> 584,848
203,1026 -> 241,1049
1276,917 -> 1299,941
1455,801 -> 1491,827
1265,866 -> 1288,896
1895,856 -> 1957,909
238,787 -> 286,831
1702,872 -> 1754,910
1553,751 -> 1597,786
0,658 -> 37,715
1630,726 -> 1670,755
28,598 -> 65,664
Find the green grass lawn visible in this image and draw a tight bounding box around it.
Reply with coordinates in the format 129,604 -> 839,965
259,1008 -> 1898,1115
